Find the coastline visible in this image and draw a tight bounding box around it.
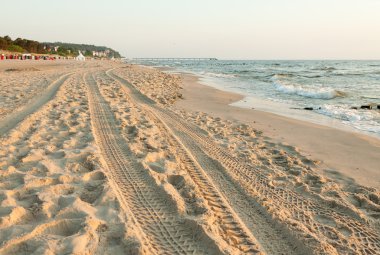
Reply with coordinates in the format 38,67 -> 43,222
172,71 -> 380,189
163,66 -> 380,140
1,60 -> 380,254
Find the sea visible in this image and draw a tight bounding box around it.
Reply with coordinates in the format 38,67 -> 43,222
130,60 -> 380,138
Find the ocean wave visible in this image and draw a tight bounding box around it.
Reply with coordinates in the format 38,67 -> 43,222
317,105 -> 364,121
332,72 -> 365,77
302,75 -> 323,78
271,73 -> 323,79
271,75 -> 345,99
311,66 -> 337,71
236,70 -> 251,74
273,73 -> 296,78
361,95 -> 380,100
316,105 -> 380,134
199,71 -> 236,78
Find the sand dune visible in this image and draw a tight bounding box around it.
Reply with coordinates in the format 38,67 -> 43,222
1,61 -> 379,254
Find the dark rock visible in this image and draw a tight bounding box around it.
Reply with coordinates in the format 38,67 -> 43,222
304,107 -> 314,111
360,105 -> 371,110
350,106 -> 358,110
378,105 -> 380,110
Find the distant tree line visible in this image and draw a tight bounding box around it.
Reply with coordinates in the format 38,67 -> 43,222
0,36 -> 46,53
0,35 -> 121,58
44,42 -> 121,58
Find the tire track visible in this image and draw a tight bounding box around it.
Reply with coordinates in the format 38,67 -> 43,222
98,69 -> 263,254
84,72 -> 223,255
158,109 -> 380,254
0,72 -> 73,137
107,70 -> 304,255
109,69 -> 380,255
143,108 -> 291,255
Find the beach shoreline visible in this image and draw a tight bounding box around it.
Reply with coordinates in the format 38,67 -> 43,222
1,60 -> 380,254
170,70 -> 380,189
159,65 -> 380,140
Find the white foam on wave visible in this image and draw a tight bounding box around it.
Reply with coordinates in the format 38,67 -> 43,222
316,105 -> 380,134
361,95 -> 380,100
199,71 -> 236,78
271,75 -> 344,100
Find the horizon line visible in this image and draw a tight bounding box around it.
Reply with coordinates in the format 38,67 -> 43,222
127,58 -> 380,61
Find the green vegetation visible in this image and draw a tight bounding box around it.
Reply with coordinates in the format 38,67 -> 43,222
44,42 -> 121,58
0,35 -> 121,58
7,45 -> 24,53
0,36 -> 46,54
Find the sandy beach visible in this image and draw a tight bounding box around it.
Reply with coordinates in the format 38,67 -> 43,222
1,61 -> 379,255
174,73 -> 380,189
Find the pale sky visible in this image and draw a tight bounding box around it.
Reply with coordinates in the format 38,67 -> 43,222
1,0 -> 380,59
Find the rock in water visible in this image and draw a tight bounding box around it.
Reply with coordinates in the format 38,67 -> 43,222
360,105 -> 371,110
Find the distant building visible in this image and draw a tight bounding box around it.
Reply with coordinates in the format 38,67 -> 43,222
92,50 -> 108,58
76,51 -> 86,61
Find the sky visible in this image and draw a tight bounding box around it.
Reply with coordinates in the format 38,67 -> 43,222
1,0 -> 380,59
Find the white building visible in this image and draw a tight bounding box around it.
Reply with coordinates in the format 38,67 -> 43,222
76,51 -> 86,61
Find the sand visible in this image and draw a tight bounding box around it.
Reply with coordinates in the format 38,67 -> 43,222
174,73 -> 380,189
0,60 -> 379,254
0,69 -> 131,254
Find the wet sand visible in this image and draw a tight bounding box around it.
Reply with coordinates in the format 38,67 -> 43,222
174,73 -> 380,189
